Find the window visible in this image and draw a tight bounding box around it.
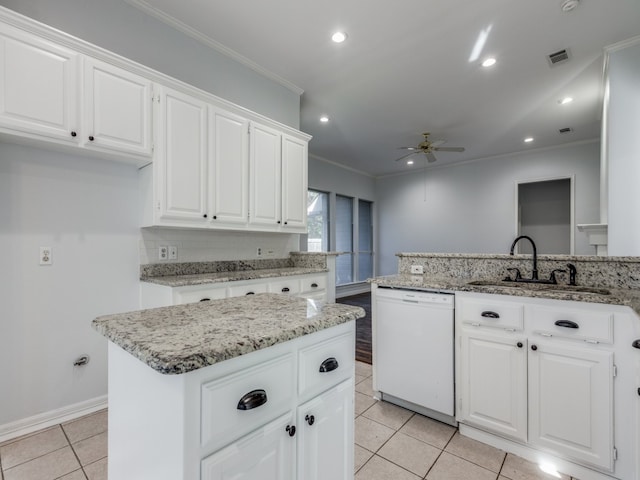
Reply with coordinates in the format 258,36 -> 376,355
357,199 -> 373,281
335,195 -> 354,285
306,190 -> 329,252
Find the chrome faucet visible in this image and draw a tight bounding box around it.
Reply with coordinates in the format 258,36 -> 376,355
509,235 -> 538,280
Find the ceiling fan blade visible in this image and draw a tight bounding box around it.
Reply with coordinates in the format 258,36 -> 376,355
434,146 -> 465,152
394,151 -> 420,162
399,146 -> 419,151
431,140 -> 446,147
426,152 -> 438,163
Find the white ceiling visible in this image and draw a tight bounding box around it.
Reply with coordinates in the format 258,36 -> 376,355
128,0 -> 640,176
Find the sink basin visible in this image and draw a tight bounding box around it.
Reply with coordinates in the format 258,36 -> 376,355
467,280 -> 611,296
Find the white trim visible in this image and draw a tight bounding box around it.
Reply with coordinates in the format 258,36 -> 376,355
123,0 -> 304,96
604,34 -> 640,54
336,282 -> 371,298
309,154 -> 375,178
0,395 -> 108,444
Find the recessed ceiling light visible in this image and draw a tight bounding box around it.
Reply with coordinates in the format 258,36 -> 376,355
482,58 -> 497,68
331,32 -> 348,43
319,115 -> 329,123
407,160 -> 414,165
524,137 -> 534,143
559,97 -> 573,105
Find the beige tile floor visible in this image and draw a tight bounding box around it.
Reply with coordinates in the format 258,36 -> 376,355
0,362 -> 579,480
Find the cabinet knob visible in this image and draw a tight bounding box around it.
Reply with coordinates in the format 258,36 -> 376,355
531,344 -> 538,351
281,287 -> 290,293
517,342 -> 523,348
203,214 -> 208,218
311,283 -> 318,288
286,425 -> 296,437
70,131 -> 77,137
213,215 -> 217,220
631,339 -> 640,349
284,221 -> 288,225
88,135 -> 94,141
305,414 -> 315,426
277,220 -> 281,224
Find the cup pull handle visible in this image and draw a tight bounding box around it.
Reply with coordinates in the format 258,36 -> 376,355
319,357 -> 339,373
555,320 -> 579,329
237,389 -> 267,410
481,311 -> 500,319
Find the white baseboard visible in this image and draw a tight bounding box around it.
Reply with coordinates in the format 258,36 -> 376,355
0,395 -> 108,444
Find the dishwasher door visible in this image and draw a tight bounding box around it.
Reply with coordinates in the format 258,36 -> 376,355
374,288 -> 455,417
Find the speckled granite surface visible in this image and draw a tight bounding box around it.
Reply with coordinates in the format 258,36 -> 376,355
92,293 -> 364,375
140,253 -> 337,286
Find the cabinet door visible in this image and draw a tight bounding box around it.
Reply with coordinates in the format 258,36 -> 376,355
281,134 -> 308,231
528,341 -> 614,471
83,57 -> 152,157
201,413 -> 295,480
157,87 -> 208,223
297,379 -> 354,480
250,122 -> 281,227
458,328 -> 527,442
209,108 -> 249,225
0,24 -> 78,142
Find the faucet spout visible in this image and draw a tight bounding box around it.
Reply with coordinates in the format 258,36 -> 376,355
509,235 -> 538,280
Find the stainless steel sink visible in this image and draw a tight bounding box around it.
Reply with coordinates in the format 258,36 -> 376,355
467,280 -> 611,296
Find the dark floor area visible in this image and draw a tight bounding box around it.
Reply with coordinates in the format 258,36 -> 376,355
337,292 -> 372,364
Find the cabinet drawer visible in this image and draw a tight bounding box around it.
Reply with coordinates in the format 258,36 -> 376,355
457,298 -> 524,331
227,283 -> 268,297
201,354 -> 295,449
301,275 -> 326,293
527,305 -> 614,344
175,286 -> 227,304
298,332 -> 354,401
268,278 -> 301,295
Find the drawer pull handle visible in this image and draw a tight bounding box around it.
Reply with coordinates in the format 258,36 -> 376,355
319,357 -> 339,373
632,339 -> 640,349
245,291 -> 255,295
305,414 -> 315,426
237,389 -> 267,411
481,311 -> 500,319
555,320 -> 579,329
285,425 -> 296,437
311,283 -> 318,288
199,298 -> 211,302
282,287 -> 290,293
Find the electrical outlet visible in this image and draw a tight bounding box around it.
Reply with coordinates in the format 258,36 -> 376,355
168,246 -> 178,260
410,265 -> 424,274
39,246 -> 52,265
159,246 -> 168,260
256,247 -> 262,257
263,249 -> 276,258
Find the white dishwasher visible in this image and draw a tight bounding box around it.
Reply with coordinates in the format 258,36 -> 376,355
373,286 -> 456,425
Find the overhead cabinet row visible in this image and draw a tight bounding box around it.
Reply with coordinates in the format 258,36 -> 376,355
141,86 -> 308,233
0,22 -> 152,161
0,16 -> 310,234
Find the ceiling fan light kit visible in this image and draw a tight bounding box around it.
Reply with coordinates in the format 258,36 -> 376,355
395,132 -> 465,164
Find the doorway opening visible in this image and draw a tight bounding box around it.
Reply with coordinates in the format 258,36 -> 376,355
516,177 -> 574,254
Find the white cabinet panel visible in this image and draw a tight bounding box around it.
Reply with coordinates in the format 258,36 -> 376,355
83,57 -> 152,157
458,329 -> 528,442
157,87 -> 208,222
0,23 -> 78,141
250,122 -> 281,227
529,341 -> 614,471
297,379 -> 354,480
209,108 -> 249,225
281,134 -> 307,231
201,413 -> 296,480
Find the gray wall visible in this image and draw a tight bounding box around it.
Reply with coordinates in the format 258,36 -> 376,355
0,4 -> 302,431
308,156 -> 375,201
375,142 -> 601,275
0,0 -> 300,128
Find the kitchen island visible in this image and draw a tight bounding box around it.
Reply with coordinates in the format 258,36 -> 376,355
92,293 -> 365,480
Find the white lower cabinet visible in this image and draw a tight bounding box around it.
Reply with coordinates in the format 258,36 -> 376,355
201,413 -> 296,480
455,292 -> 640,480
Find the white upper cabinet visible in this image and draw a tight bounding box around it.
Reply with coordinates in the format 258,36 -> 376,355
209,107 -> 249,226
156,86 -> 208,223
0,23 -> 78,142
281,134 -> 308,231
83,57 -> 153,157
250,122 -> 282,228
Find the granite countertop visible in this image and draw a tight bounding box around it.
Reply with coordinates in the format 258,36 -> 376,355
371,274 -> 640,316
143,266 -> 328,287
92,293 -> 364,375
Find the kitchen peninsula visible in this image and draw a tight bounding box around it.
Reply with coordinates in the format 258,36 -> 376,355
92,293 -> 365,480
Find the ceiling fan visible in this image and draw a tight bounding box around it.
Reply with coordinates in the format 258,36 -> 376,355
395,132 -> 465,163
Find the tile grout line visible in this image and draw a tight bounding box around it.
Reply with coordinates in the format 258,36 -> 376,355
60,423 -> 88,478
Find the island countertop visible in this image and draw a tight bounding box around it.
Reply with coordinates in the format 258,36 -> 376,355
92,293 -> 365,375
